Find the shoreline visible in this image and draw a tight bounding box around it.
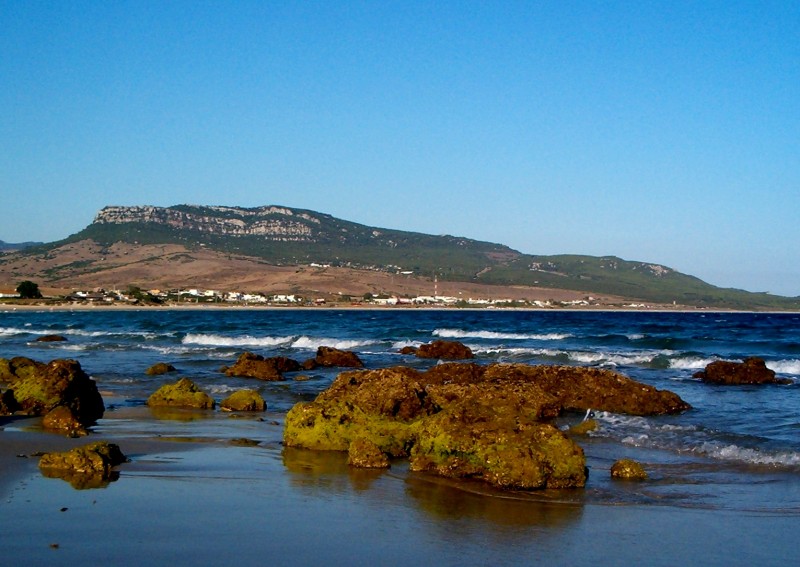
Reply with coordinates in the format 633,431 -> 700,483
0,300 -> 775,313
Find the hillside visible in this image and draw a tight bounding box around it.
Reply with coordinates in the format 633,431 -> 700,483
2,204 -> 798,310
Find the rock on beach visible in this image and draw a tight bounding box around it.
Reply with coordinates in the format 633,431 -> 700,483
147,377 -> 216,409
284,362 -> 690,491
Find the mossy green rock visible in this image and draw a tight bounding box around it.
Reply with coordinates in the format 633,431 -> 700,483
39,441 -> 126,488
409,394 -> 586,489
283,365 -> 585,490
147,377 -> 215,409
610,459 -> 648,480
220,389 -> 266,412
4,358 -> 104,425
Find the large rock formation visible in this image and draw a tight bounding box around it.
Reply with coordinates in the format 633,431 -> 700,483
693,357 -> 791,385
284,362 -> 690,491
0,357 -> 105,426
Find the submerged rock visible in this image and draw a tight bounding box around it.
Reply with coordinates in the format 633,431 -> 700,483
145,362 -> 177,376
610,459 -> 648,481
0,357 -> 104,426
36,334 -> 68,342
223,352 -> 300,381
693,357 -> 791,385
283,362 -> 689,491
220,389 -> 266,412
147,377 -> 216,409
39,441 -> 127,489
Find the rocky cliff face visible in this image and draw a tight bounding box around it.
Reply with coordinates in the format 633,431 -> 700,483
94,205 -> 321,242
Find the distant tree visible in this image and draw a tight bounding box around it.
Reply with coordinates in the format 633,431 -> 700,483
16,280 -> 42,299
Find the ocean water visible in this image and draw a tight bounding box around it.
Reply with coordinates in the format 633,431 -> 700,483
1,308 -> 799,564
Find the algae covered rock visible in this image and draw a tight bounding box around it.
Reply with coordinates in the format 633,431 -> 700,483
220,389 -> 266,412
39,441 -> 127,489
693,357 -> 790,385
223,352 -> 299,380
610,459 -> 648,480
147,377 -> 215,409
410,401 -> 587,490
4,358 -> 105,425
145,362 -> 177,376
283,361 -> 690,491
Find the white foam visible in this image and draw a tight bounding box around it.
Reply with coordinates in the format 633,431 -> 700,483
433,328 -> 571,340
669,356 -> 718,370
767,359 -> 800,376
182,333 -> 294,348
290,336 -> 376,351
694,442 -> 800,467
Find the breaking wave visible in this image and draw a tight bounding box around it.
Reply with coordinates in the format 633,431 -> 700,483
434,328 -> 571,341
182,333 -> 295,348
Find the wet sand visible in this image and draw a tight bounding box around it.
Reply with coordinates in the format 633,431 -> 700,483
1,407 -> 796,566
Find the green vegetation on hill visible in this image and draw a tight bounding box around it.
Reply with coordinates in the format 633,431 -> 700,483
39,204 -> 800,310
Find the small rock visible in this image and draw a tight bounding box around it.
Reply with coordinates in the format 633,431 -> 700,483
147,377 -> 215,409
348,438 -> 390,469
145,362 -> 177,376
220,389 -> 266,412
610,459 -> 648,480
36,335 -> 67,342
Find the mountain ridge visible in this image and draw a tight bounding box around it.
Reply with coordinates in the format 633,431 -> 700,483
3,204 -> 797,310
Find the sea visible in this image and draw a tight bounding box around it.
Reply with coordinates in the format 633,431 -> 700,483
1,307 -> 799,565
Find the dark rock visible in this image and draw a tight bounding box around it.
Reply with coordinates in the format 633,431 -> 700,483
481,363 -> 691,415
693,357 -> 791,385
223,352 -> 300,380
414,340 -> 473,360
610,459 -> 648,480
4,358 -> 105,425
147,377 -> 215,409
220,389 -> 266,412
308,346 -> 364,368
145,362 -> 177,376
1,388 -> 19,414
36,335 -> 67,342
398,346 -> 418,355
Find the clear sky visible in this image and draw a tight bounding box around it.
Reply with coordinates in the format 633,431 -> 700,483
2,1 -> 798,295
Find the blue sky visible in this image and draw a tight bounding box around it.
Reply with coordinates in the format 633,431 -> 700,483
2,1 -> 798,295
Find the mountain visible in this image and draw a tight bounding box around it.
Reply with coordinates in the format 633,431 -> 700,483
0,239 -> 42,251
3,204 -> 798,310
